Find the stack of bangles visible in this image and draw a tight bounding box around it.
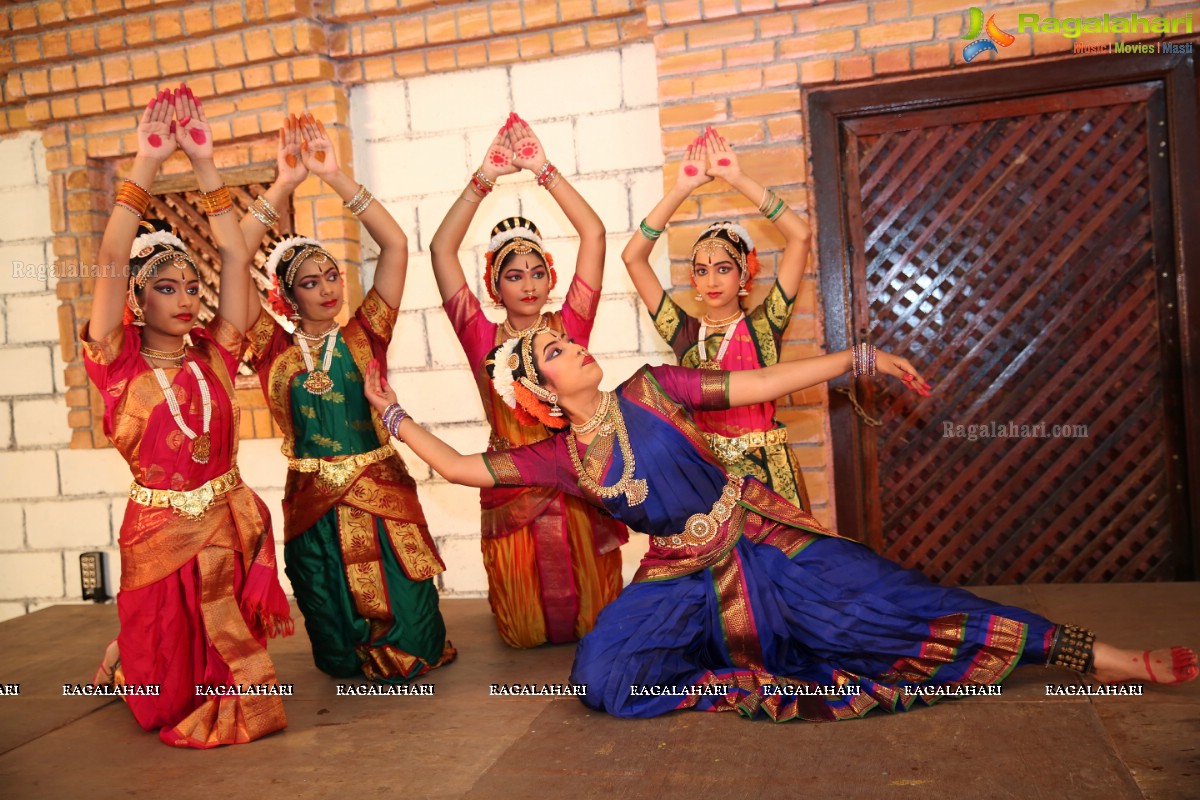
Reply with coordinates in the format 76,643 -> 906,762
638,219 -> 664,241
198,185 -> 234,216
535,160 -> 561,190
758,188 -> 786,222
852,342 -> 877,378
382,403 -> 410,439
345,185 -> 374,216
115,179 -> 152,218
469,170 -> 494,200
248,194 -> 280,226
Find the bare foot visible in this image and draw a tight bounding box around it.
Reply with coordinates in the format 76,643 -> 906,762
1091,642 -> 1198,684
91,638 -> 120,686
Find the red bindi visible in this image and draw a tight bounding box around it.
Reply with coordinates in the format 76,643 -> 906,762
718,158 -> 730,166
684,165 -> 698,176
314,151 -> 326,163
285,154 -> 297,168
189,128 -> 206,145
147,133 -> 162,147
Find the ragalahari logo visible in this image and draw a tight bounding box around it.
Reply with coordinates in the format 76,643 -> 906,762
961,7 -> 1016,62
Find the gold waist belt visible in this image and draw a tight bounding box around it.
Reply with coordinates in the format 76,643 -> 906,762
287,443 -> 395,490
653,474 -> 744,550
703,427 -> 789,463
129,466 -> 241,521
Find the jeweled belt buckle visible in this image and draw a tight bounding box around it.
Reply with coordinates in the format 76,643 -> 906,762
711,435 -> 749,464
170,483 -> 215,520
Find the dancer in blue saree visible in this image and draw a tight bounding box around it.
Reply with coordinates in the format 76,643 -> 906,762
362,329 -> 1197,722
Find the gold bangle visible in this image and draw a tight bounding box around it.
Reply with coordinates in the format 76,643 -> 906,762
197,185 -> 233,215
344,185 -> 374,216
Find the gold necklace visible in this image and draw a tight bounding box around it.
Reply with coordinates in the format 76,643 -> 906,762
502,313 -> 546,339
140,343 -> 187,361
702,309 -> 742,327
570,391 -> 613,437
294,321 -> 339,342
567,400 -> 647,506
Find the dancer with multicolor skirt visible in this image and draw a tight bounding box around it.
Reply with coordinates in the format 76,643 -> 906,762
84,85 -> 291,747
429,112 -> 627,648
238,112 -> 454,681
623,128 -> 816,510
360,327 -> 1198,721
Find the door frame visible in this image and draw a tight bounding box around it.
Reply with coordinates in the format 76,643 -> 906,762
806,51 -> 1200,579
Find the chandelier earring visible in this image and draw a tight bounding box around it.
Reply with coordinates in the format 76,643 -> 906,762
549,393 -> 563,417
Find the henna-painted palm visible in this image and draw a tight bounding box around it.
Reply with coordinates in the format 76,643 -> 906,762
481,125 -> 518,181
137,90 -> 177,161
506,114 -> 547,172
704,128 -> 741,182
277,115 -> 308,187
675,136 -> 712,193
173,83 -> 213,161
298,113 -> 339,177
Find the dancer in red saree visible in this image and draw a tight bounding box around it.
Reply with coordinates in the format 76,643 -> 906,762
429,113 -> 626,647
84,85 -> 291,747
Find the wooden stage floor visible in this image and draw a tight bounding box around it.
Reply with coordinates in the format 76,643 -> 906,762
1,583 -> 1197,800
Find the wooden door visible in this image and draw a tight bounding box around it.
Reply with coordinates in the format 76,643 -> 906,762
809,54 -> 1200,585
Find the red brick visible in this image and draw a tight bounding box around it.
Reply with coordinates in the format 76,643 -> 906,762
125,16 -> 153,46
489,0 -> 521,33
691,67 -> 762,97
43,30 -> 69,59
725,40 -> 776,67
837,55 -> 873,81
687,18 -> 755,48
394,17 -> 425,48
362,20 -> 395,53
214,33 -> 245,67
427,46 -> 457,71
873,0 -> 910,22
457,3 -> 491,38
214,0 -> 242,28
767,115 -> 804,142
425,8 -> 457,42
77,93 -> 103,116
518,32 -> 551,58
731,89 -> 801,118
935,14 -> 962,39
658,50 -> 720,75
38,1 -> 67,25
659,99 -> 727,128
246,27 -> 275,60
859,19 -> 935,49
781,30 -> 856,58
183,5 -> 213,35
798,58 -> 835,86
53,65 -> 81,93
521,0 -> 557,28
102,88 -> 131,111
68,26 -> 97,54
661,0 -> 701,25
11,6 -> 39,29
587,20 -> 620,47
795,3 -> 868,32
154,12 -> 184,40
700,0 -> 737,19
552,27 -> 587,53
129,52 -> 159,80
874,47 -> 912,74
487,38 -> 520,62
186,42 -> 217,71
763,62 -> 796,87
655,29 -> 687,52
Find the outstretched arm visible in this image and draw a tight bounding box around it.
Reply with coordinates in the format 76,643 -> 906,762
238,115 -> 309,330
704,128 -> 810,298
172,85 -> 252,333
363,360 -> 494,487
507,114 -> 606,288
298,113 -> 410,309
90,90 -> 177,342
621,134 -> 713,314
728,349 -> 932,408
429,122 -> 519,302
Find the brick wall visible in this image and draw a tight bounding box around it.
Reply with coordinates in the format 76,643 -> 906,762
1,0 -> 1194,615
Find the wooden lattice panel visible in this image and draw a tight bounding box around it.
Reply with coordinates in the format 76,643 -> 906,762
842,86 -> 1180,585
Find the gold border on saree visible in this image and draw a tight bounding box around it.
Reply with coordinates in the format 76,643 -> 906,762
129,466 -> 241,521
653,475 -> 744,550
288,443 -> 395,491
704,428 -> 788,464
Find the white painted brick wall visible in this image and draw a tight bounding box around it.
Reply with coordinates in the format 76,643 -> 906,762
12,398 -> 72,448
26,500 -> 112,549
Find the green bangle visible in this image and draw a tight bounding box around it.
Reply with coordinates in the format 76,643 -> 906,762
638,218 -> 664,241
766,197 -> 787,222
